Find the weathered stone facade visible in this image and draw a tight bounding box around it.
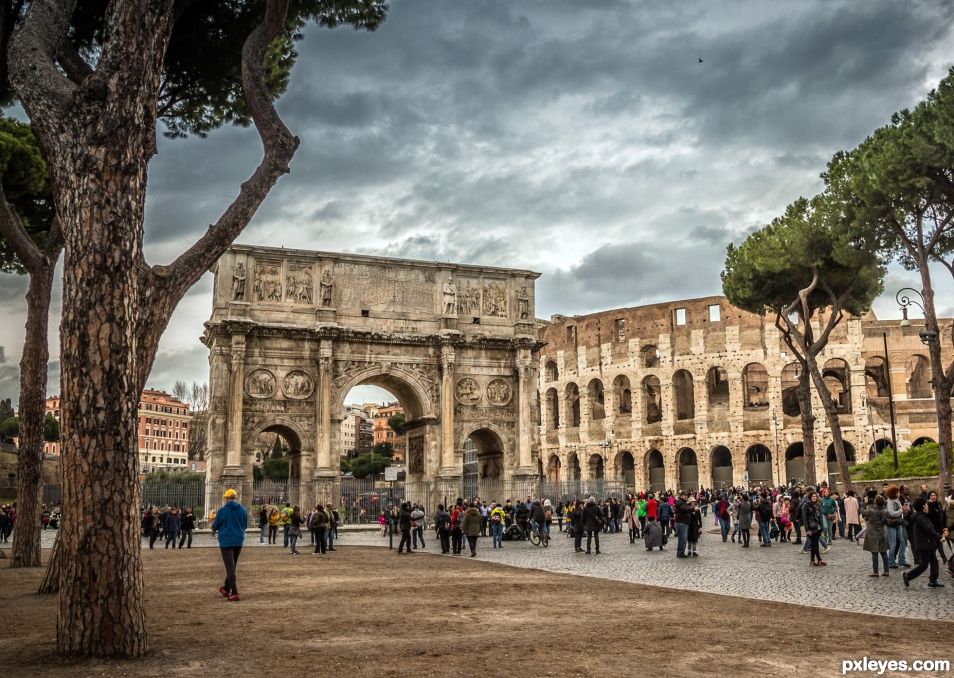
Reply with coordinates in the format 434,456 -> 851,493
536,296 -> 952,491
203,245 -> 542,508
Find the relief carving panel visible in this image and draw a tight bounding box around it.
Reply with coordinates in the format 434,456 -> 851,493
245,369 -> 276,398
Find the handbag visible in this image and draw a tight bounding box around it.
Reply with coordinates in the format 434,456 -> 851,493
288,525 -> 301,537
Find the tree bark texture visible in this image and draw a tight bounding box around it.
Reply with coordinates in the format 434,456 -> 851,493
38,529 -> 62,594
918,261 -> 954,491
10,261 -> 56,567
9,0 -> 297,658
796,367 -> 817,486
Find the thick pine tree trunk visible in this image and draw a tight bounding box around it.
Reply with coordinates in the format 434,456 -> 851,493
38,529 -> 62,594
10,261 -> 56,567
806,360 -> 854,492
920,268 -> 954,491
796,367 -> 817,486
54,153 -> 148,656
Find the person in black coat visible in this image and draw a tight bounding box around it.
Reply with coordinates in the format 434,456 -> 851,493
582,497 -> 603,554
163,507 -> 181,549
903,497 -> 949,588
571,500 -> 585,552
397,502 -> 413,554
756,495 -> 773,547
178,506 -> 196,548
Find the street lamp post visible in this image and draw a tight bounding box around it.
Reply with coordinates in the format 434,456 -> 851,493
771,409 -> 780,488
897,287 -> 948,490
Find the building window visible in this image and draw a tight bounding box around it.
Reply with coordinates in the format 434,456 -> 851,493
566,325 -> 576,343
674,308 -> 687,326
615,318 -> 626,341
708,304 -> 720,322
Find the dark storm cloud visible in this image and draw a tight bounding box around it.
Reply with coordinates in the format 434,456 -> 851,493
5,0 -> 954,401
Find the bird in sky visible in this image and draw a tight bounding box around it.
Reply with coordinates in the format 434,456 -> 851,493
698,57 -> 704,63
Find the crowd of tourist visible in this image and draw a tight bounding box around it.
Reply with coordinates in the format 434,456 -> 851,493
140,505 -> 197,549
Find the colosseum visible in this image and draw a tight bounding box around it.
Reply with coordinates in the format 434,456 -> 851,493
535,295 -> 947,492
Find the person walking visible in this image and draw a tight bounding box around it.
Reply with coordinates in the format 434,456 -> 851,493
844,490 -> 862,542
926,491 -> 947,563
674,495 -> 692,558
716,493 -> 730,542
325,504 -> 338,552
903,497 -> 949,589
142,507 -> 160,549
178,506 -> 196,549
736,495 -> 752,548
756,494 -> 773,547
801,490 -> 826,567
583,496 -> 603,554
280,502 -> 293,548
258,505 -> 268,544
571,500 -> 585,552
411,503 -> 426,550
462,501 -> 482,557
687,497 -> 702,557
624,499 -> 638,543
489,502 -> 505,548
450,500 -> 465,555
885,485 -> 909,569
267,505 -> 280,545
287,506 -> 304,555
435,503 -> 452,553
164,507 -> 181,549
310,503 -> 329,554
863,495 -> 890,577
397,502 -> 413,554
212,488 -> 247,602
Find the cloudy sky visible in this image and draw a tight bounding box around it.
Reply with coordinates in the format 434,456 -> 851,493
2,0 -> 954,405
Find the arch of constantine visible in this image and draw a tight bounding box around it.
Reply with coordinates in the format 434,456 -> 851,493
202,245 -> 542,507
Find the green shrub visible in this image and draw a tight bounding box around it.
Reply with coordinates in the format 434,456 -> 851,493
850,442 -> 940,481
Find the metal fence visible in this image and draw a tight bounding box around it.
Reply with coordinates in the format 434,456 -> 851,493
17,478 -> 632,527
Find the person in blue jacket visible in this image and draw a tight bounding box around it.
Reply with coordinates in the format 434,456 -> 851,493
212,488 -> 248,601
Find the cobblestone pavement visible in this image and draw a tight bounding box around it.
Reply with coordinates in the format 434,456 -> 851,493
36,526 -> 954,620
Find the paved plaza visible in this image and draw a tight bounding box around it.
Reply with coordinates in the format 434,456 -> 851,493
38,524 -> 951,622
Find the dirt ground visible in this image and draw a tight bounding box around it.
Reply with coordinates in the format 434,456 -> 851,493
1,546 -> 951,677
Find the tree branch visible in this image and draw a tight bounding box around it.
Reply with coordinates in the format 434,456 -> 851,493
8,0 -> 79,123
0,183 -> 45,273
57,37 -> 93,85
154,0 -> 298,288
135,0 -> 299,383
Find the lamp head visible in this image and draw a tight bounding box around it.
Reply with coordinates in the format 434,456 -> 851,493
918,328 -> 938,345
899,307 -> 910,327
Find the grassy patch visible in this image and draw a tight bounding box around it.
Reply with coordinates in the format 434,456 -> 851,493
850,442 -> 940,480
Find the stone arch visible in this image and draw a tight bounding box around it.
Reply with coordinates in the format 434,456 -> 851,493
332,364 -> 433,422
780,362 -> 801,417
459,425 -> 507,480
546,453 -> 562,482
641,344 -> 660,368
566,382 -> 581,427
826,441 -> 856,464
784,441 -> 805,483
743,363 -> 769,409
588,453 -> 605,480
869,438 -> 892,460
544,359 -> 559,382
706,366 -> 729,407
823,358 -> 851,413
907,355 -> 932,399
745,444 -> 773,486
642,375 -> 662,424
545,387 -> 560,429
912,436 -> 935,447
710,445 -> 733,489
672,369 -> 695,420
676,447 -> 698,490
566,450 -> 582,481
864,356 -> 888,398
645,448 -> 665,492
615,450 -> 635,486
613,375 -> 632,415
587,378 -> 606,421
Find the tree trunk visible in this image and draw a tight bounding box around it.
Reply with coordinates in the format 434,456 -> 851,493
919,264 -> 954,491
38,529 -> 62,594
806,359 -> 854,492
10,262 -> 56,567
796,366 -> 817,485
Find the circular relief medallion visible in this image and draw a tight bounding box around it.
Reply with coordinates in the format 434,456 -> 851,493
245,369 -> 276,398
282,370 -> 314,399
454,377 -> 481,405
486,378 -> 512,406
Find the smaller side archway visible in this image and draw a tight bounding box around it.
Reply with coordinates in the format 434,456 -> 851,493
616,450 -> 635,487
588,378 -> 606,421
912,436 -> 935,448
588,453 -> 605,480
546,454 -> 562,482
544,359 -> 559,382
642,375 -> 662,424
566,383 -> 581,427
614,375 -> 632,415
869,438 -> 891,460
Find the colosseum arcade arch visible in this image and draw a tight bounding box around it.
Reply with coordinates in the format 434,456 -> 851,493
203,246 -> 542,510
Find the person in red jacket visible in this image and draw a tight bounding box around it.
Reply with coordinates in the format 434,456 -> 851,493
646,495 -> 659,522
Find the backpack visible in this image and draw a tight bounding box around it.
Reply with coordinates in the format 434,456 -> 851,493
544,507 -> 553,521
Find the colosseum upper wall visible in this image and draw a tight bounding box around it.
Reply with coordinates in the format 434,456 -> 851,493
534,295 -> 949,492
